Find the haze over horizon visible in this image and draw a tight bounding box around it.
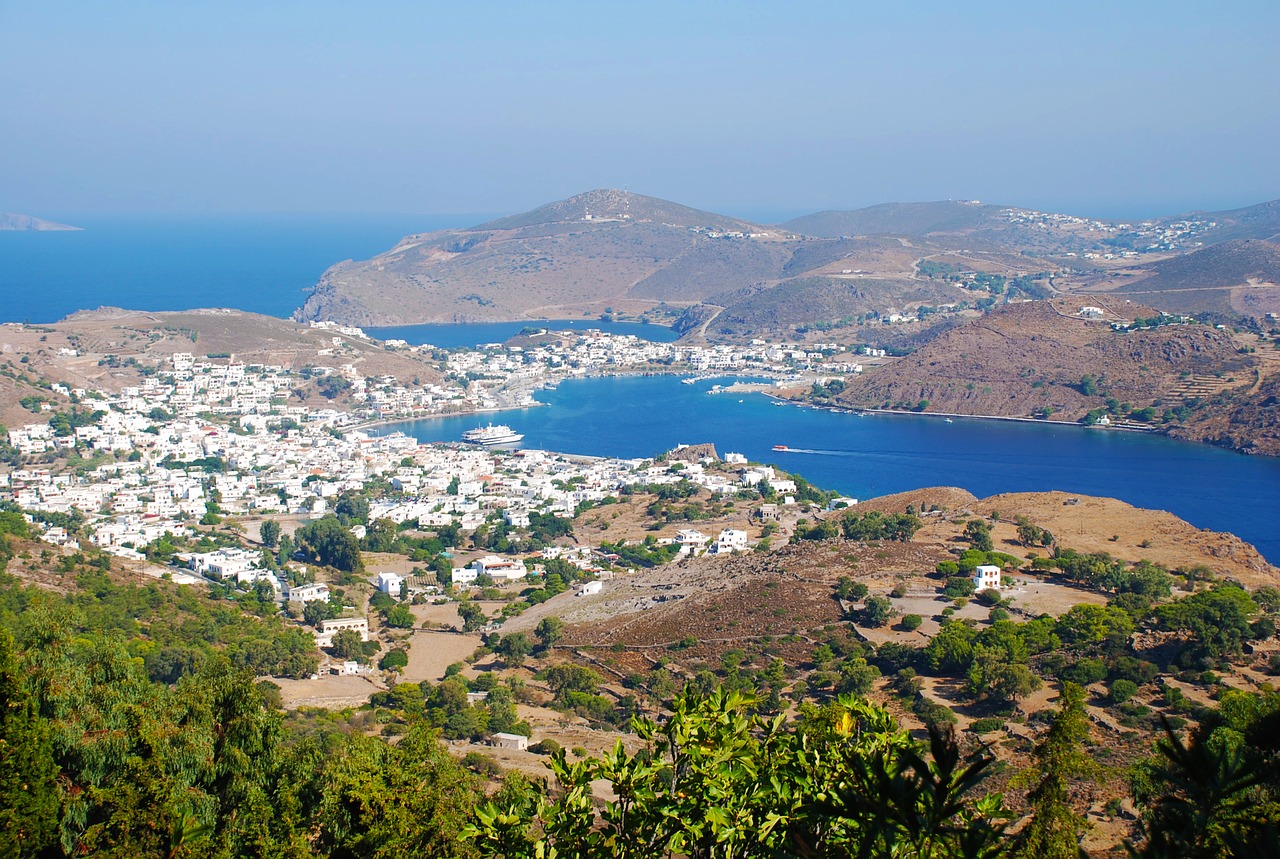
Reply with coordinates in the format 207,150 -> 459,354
2,1 -> 1278,222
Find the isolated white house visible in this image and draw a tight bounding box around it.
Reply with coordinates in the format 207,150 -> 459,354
577,580 -> 602,597
973,564 -> 1002,591
377,572 -> 403,595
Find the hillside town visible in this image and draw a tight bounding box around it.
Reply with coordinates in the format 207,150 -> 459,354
1,330 -> 850,665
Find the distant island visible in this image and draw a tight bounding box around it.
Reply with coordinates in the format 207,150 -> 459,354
0,212 -> 82,231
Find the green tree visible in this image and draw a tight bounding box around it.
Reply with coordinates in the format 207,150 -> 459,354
259,518 -> 281,548
861,595 -> 898,628
296,515 -> 364,574
463,689 -> 1010,859
329,629 -> 364,660
965,520 -> 994,552
496,632 -> 533,668
457,601 -> 487,632
1131,717 -> 1280,858
334,492 -> 371,524
1014,683 -> 1095,859
535,617 -> 565,652
1156,585 -> 1259,665
380,649 -> 409,672
315,726 -> 482,857
0,629 -> 58,857
384,604 -> 416,629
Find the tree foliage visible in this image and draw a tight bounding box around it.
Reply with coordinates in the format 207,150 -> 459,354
464,688 -> 1009,858
295,515 -> 364,574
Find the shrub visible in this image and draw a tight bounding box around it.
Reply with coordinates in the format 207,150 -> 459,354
975,588 -> 1002,607
528,739 -> 561,755
968,717 -> 1004,734
1060,658 -> 1108,686
1109,678 -> 1139,704
900,614 -> 923,632
378,649 -> 409,671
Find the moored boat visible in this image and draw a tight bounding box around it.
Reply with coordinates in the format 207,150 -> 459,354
461,424 -> 525,446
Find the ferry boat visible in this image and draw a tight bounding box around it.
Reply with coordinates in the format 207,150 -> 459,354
461,424 -> 524,446
772,444 -> 790,451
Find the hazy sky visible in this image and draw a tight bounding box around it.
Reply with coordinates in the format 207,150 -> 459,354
3,1 -> 1278,220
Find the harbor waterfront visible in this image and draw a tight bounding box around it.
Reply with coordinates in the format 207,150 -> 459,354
375,373 -> 1280,563
367,319 -> 680,349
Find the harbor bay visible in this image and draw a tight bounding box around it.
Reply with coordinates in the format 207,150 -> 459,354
377,373 -> 1280,563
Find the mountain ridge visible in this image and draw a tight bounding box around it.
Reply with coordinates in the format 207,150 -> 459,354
294,190 -> 1280,329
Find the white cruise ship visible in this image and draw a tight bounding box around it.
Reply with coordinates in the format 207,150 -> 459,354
461,423 -> 524,446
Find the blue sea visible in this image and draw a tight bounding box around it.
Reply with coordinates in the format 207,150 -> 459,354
3,216 -> 1277,562
0,214 -> 481,323
368,319 -> 680,349
379,375 -> 1280,564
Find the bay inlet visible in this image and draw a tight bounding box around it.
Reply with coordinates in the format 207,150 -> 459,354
374,374 -> 1280,564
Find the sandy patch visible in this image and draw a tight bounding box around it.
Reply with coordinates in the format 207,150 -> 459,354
400,629 -> 483,684
274,673 -> 383,710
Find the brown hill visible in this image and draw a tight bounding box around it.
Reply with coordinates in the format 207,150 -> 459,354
784,200 -> 1007,238
475,188 -> 759,233
1168,372 -> 1280,456
295,190 -> 799,326
1109,239 -> 1280,317
828,299 -> 1252,421
295,191 -> 1280,330
545,488 -> 1276,651
1178,199 -> 1280,244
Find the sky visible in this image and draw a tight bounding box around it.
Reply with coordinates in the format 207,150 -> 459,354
3,1 -> 1278,221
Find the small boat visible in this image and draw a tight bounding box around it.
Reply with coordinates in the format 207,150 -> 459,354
944,418 -> 954,424
772,444 -> 789,451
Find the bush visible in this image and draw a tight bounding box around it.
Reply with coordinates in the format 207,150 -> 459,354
861,596 -> 898,628
1059,658 -> 1108,686
943,576 -> 976,598
975,588 -> 1002,607
528,739 -> 561,755
968,717 -> 1004,734
378,649 -> 409,671
1109,678 -> 1139,705
890,583 -> 908,599
900,614 -> 923,632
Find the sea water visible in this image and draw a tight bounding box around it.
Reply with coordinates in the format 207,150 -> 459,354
379,374 -> 1280,563
4,217 -> 1277,562
0,213 -> 479,323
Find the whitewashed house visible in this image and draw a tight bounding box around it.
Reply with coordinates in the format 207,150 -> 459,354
973,564 -> 1002,592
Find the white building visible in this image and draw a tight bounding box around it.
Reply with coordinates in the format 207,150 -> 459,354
377,572 -> 404,595
286,581 -> 330,603
675,529 -> 709,555
577,580 -> 602,597
472,555 -> 527,583
973,564 -> 1002,592
711,529 -> 749,554
316,617 -> 369,648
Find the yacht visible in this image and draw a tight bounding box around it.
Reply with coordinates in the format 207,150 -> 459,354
461,424 -> 524,446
